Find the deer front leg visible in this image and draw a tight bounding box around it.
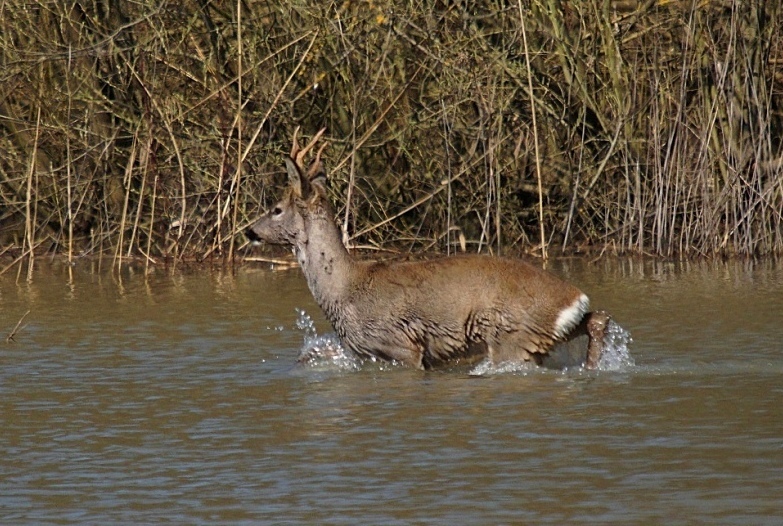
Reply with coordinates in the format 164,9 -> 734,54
357,341 -> 425,369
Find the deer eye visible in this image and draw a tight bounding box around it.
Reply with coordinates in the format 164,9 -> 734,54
272,207 -> 283,216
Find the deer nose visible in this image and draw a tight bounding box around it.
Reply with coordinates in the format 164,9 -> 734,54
245,227 -> 261,243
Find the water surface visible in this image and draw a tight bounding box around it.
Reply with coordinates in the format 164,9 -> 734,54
1,258 -> 782,524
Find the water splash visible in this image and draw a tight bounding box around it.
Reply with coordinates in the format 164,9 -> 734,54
293,309 -> 633,375
294,308 -> 318,340
597,320 -> 634,371
294,309 -> 361,371
469,320 -> 634,376
468,359 -> 537,376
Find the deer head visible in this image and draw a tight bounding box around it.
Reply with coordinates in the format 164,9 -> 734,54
246,127 -> 329,247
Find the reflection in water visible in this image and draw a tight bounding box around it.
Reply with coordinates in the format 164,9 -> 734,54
1,258 -> 782,524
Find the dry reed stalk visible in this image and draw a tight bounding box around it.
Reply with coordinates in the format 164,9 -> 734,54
227,0 -> 243,267
226,30 -> 319,260
5,310 -> 31,343
145,172 -> 159,273
342,95 -> 358,248
167,122 -> 187,263
24,106 -> 42,279
114,132 -> 139,270
518,0 -> 546,260
128,134 -> 154,260
563,107 -> 587,250
129,60 -> 188,262
441,99 -> 454,255
239,31 -> 320,164
66,44 -> 74,265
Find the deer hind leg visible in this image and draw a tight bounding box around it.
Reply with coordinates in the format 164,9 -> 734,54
483,311 -> 613,370
485,331 -> 537,367
584,311 -> 611,370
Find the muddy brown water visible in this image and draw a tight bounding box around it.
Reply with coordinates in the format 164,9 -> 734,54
1,258 -> 782,524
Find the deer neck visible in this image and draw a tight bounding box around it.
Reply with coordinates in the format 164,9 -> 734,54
294,209 -> 353,318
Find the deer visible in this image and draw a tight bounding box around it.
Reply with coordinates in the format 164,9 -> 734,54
246,128 -> 612,370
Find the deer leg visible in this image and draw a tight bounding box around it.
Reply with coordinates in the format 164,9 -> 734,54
486,333 -> 535,367
543,334 -> 590,369
584,311 -> 611,370
365,342 -> 425,370
544,310 -> 611,370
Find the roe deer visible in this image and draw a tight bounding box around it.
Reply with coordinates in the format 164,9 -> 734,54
246,128 -> 611,370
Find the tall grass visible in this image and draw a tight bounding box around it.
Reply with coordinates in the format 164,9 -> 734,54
1,0 -> 781,263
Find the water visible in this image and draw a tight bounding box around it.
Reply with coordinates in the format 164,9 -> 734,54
1,258 -> 782,524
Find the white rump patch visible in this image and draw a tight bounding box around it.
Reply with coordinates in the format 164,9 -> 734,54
553,293 -> 590,338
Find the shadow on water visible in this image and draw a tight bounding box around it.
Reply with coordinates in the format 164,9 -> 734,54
1,257 -> 782,524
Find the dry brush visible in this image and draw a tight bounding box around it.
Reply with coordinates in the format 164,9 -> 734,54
1,0 -> 781,265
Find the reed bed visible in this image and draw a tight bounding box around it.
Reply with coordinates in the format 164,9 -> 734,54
1,0 -> 781,265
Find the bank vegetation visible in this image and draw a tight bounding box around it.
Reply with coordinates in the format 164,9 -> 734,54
1,0 -> 782,267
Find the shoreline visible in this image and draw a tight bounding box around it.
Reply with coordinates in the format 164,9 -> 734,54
2,244 -> 779,280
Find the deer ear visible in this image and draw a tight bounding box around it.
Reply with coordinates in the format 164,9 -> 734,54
285,157 -> 311,198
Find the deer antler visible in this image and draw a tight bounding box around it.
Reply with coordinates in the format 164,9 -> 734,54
290,127 -> 327,170
306,141 -> 329,179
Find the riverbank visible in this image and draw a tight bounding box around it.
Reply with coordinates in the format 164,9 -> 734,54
2,1 -> 781,261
